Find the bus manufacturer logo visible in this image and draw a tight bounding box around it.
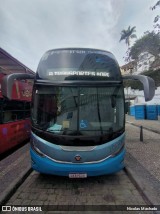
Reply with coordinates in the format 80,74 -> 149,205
75,155 -> 81,161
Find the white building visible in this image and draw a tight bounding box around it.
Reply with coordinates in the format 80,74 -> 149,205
121,51 -> 158,75
134,52 -> 155,74
120,61 -> 136,75
124,86 -> 160,105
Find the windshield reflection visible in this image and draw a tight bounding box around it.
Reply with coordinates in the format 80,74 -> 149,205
31,86 -> 124,137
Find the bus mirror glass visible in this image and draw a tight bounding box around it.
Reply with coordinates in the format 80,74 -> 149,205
1,73 -> 35,100
122,75 -> 155,101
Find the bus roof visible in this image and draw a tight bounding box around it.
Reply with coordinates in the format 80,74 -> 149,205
46,47 -> 112,54
0,47 -> 35,75
44,47 -> 117,61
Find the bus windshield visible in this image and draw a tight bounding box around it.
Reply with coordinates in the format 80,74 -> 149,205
36,49 -> 121,81
31,85 -> 124,137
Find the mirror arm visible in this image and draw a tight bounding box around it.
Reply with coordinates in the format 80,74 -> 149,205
122,75 -> 155,101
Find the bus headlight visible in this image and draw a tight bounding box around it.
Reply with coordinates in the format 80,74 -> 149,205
30,138 -> 45,157
112,145 -> 124,157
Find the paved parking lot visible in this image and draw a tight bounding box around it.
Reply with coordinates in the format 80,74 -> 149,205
125,123 -> 160,182
3,169 -> 152,214
7,170 -> 146,206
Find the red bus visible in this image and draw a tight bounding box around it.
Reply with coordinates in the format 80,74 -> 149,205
0,48 -> 34,154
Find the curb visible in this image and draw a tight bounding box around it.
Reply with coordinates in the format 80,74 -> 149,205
126,121 -> 160,135
0,167 -> 32,206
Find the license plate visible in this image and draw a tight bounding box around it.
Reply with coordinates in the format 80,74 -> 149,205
69,173 -> 87,178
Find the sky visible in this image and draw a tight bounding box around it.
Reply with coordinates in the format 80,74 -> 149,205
0,0 -> 158,72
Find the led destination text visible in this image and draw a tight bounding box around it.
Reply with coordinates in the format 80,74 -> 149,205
48,71 -> 110,77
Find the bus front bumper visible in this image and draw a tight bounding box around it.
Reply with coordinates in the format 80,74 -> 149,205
30,147 -> 125,177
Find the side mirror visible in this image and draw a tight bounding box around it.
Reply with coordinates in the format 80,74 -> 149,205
1,73 -> 35,100
123,75 -> 155,101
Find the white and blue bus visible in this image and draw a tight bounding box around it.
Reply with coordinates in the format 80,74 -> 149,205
2,48 -> 155,177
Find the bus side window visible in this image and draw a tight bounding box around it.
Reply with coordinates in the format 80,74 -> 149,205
4,111 -> 12,123
0,112 -> 2,124
12,114 -> 17,120
25,102 -> 31,118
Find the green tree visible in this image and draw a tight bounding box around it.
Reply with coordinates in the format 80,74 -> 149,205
151,0 -> 160,10
129,31 -> 160,61
119,26 -> 137,47
151,1 -> 160,33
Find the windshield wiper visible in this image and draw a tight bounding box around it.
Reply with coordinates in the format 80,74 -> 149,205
111,86 -> 120,108
96,88 -> 103,135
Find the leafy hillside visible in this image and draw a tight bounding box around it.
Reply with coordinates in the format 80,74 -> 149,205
123,69 -> 160,90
